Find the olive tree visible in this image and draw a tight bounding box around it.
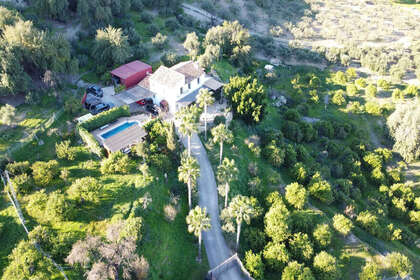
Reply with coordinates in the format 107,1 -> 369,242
285,182 -> 308,210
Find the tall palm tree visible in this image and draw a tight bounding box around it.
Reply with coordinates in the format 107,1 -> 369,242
221,195 -> 260,250
211,123 -> 233,164
176,106 -> 199,156
178,155 -> 200,209
186,206 -> 211,263
217,158 -> 239,208
196,88 -> 215,140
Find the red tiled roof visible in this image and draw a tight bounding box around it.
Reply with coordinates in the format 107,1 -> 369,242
111,61 -> 152,79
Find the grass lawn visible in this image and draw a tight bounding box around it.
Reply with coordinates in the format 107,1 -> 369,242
212,60 -> 238,82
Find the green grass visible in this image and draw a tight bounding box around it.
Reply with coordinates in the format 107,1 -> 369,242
212,60 -> 238,82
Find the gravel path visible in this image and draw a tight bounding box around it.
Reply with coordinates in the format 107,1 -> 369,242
178,132 -> 245,280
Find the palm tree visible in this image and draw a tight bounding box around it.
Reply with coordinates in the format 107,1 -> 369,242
217,158 -> 239,208
221,195 -> 260,250
176,106 -> 199,156
197,88 -> 215,140
178,155 -> 200,209
211,123 -> 233,164
186,206 -> 211,262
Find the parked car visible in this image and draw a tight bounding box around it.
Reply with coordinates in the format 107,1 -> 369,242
86,85 -> 104,98
136,98 -> 154,106
91,103 -> 110,115
146,104 -> 159,116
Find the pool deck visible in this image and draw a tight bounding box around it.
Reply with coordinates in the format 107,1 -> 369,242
91,114 -> 151,148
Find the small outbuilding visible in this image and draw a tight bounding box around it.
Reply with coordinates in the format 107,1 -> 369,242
111,61 -> 152,89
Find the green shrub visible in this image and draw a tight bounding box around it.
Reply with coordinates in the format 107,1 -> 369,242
332,90 -> 346,106
244,250 -> 264,280
332,214 -> 353,236
79,105 -> 130,131
377,79 -> 390,91
114,84 -> 126,93
263,140 -> 285,168
100,151 -> 132,174
289,232 -> 313,262
282,261 -> 315,280
6,161 -> 31,175
365,102 -> 382,116
346,84 -> 358,96
387,252 -> 412,278
213,115 -> 226,126
366,84 -> 377,97
313,224 -> 332,248
313,251 -> 341,280
55,140 -> 76,160
308,173 -> 334,204
12,173 -> 34,194
31,160 -> 59,186
359,262 -> 380,280
355,78 -> 367,88
77,126 -> 104,157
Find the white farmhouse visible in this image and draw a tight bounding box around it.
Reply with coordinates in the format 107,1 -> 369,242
138,61 -> 223,114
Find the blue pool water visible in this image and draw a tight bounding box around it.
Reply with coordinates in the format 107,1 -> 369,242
101,122 -> 137,139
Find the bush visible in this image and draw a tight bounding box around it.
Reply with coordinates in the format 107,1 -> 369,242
80,105 -> 130,131
359,262 -> 380,280
313,251 -> 341,280
45,191 -> 74,221
31,160 -> 59,186
165,18 -> 179,31
100,152 -> 132,174
355,78 -> 367,88
365,102 -> 382,116
282,261 -> 315,280
244,250 -> 264,280
77,126 -> 104,157
284,144 -> 297,167
313,224 -> 332,248
263,140 -> 285,168
285,182 -> 307,210
6,161 -> 31,175
55,140 -> 76,160
377,79 -> 390,91
160,52 -> 180,67
365,84 -> 377,97
356,211 -> 381,237
332,90 -> 346,106
11,173 -> 34,194
67,177 -> 102,204
346,84 -> 358,96
284,109 -> 300,122
131,0 -> 144,11
332,214 -> 353,236
289,232 -> 313,262
308,173 -> 334,204
151,33 -> 168,50
213,115 -> 226,126
387,252 -> 412,278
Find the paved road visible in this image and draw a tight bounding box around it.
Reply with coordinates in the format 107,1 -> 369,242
179,132 -> 245,280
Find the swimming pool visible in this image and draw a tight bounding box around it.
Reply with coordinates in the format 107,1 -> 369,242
101,122 -> 138,139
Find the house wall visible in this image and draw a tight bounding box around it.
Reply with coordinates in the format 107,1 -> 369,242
119,66 -> 152,89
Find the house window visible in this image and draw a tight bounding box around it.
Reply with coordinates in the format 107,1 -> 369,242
197,77 -> 200,84
188,83 -> 191,89
180,87 -> 183,94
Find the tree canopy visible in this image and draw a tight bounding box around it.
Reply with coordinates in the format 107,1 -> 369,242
224,76 -> 267,123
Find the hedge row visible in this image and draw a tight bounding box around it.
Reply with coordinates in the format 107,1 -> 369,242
77,126 -> 104,157
80,105 -> 130,131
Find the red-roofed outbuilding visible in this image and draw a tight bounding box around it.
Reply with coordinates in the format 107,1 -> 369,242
111,60 -> 152,89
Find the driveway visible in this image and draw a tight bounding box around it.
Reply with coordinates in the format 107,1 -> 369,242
178,132 -> 246,280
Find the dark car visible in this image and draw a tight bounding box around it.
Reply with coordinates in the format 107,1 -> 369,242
86,85 -> 104,98
91,103 -> 110,115
146,104 -> 159,117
